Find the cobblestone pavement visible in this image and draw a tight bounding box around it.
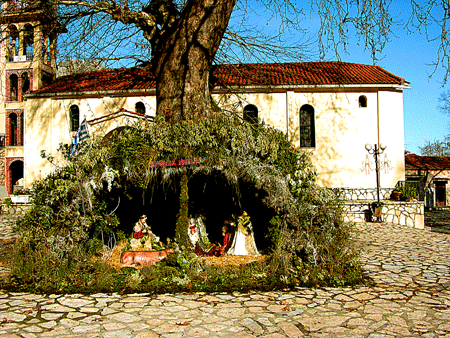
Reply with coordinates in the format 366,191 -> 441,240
425,209 -> 450,234
0,218 -> 449,337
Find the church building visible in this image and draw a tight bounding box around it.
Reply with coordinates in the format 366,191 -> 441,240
1,0 -> 410,195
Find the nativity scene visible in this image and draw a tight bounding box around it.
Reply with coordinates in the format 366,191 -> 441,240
120,210 -> 261,267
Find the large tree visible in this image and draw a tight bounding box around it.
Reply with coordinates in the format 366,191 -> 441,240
6,0 -> 450,120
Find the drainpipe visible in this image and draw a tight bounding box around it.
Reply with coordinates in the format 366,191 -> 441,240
377,91 -> 381,191
285,91 -> 290,140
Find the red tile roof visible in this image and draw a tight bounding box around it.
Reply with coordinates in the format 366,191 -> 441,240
32,62 -> 408,95
405,153 -> 450,170
32,68 -> 156,95
211,62 -> 408,87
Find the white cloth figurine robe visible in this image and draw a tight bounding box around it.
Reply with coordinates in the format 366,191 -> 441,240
227,212 -> 259,256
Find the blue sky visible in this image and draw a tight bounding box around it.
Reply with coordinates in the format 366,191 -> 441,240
253,0 -> 449,155
310,2 -> 450,155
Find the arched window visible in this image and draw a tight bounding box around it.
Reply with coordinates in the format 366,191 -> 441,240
21,73 -> 30,99
9,74 -> 18,101
359,95 -> 367,108
243,104 -> 258,124
9,113 -> 18,146
299,104 -> 315,148
8,25 -> 19,61
135,102 -> 146,115
23,24 -> 34,60
70,105 -> 80,132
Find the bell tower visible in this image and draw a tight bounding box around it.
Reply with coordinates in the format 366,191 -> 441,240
0,0 -> 59,195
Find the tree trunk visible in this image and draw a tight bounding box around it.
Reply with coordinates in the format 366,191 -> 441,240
175,172 -> 190,249
151,0 -> 236,124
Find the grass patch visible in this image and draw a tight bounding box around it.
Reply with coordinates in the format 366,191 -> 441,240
2,223 -> 367,294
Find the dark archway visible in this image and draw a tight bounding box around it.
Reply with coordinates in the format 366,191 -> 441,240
110,170 -> 273,253
9,160 -> 23,194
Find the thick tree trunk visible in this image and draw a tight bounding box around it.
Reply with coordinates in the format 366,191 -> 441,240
151,0 -> 236,124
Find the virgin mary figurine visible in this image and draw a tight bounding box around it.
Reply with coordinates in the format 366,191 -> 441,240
227,211 -> 259,256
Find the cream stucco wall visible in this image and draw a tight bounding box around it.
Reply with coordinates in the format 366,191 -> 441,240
24,86 -> 406,189
24,94 -> 156,184
214,88 -> 406,189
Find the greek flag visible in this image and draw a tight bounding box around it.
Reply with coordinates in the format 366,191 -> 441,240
70,118 -> 89,155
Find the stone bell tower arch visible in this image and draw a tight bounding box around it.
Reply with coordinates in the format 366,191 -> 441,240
0,0 -> 61,194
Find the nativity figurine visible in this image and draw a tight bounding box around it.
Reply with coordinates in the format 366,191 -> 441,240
130,215 -> 161,251
227,211 -> 260,256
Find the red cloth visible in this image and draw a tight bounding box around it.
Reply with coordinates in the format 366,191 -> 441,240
193,243 -> 216,257
222,233 -> 231,251
220,233 -> 231,257
133,230 -> 144,239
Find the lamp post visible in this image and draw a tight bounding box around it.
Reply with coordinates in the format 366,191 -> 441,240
365,143 -> 386,222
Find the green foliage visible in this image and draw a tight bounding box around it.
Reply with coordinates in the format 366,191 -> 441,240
394,186 -> 418,200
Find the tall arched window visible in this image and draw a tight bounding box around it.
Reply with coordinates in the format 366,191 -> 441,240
21,73 -> 30,99
299,104 -> 315,148
359,95 -> 367,108
42,73 -> 53,87
23,24 -> 34,60
9,74 -> 18,101
9,113 -> 18,146
8,25 -> 19,61
243,104 -> 258,124
70,105 -> 80,132
135,102 -> 146,115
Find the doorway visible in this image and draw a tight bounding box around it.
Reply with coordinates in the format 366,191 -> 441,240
435,181 -> 447,207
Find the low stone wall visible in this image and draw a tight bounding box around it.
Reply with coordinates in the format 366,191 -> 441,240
0,203 -> 31,215
332,187 -> 394,201
343,200 -> 424,229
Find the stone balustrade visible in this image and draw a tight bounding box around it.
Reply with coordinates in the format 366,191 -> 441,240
331,187 -> 394,201
343,200 -> 424,229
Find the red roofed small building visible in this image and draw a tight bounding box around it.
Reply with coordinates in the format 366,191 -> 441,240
405,152 -> 450,207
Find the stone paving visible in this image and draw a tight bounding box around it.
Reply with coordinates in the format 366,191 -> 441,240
0,217 -> 449,336
425,209 -> 450,234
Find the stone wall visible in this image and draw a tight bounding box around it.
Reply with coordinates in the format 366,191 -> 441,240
343,200 -> 424,229
0,148 -> 5,184
1,203 -> 30,215
332,187 -> 394,201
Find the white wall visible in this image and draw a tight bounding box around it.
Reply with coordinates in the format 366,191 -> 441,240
214,88 -> 406,189
25,87 -> 405,189
24,95 -> 157,184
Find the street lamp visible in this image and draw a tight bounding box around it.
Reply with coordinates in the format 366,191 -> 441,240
365,143 -> 386,222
